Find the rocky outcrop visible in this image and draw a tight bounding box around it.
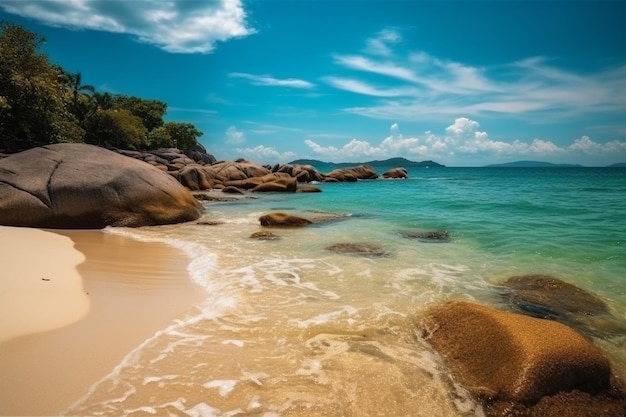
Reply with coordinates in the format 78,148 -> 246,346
382,167 -> 408,179
259,212 -> 312,227
114,149 -> 408,190
421,301 -> 625,417
326,242 -> 387,257
0,144 -> 202,228
325,165 -> 378,182
500,275 -> 626,338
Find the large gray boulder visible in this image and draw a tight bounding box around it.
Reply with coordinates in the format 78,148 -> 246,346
0,143 -> 203,228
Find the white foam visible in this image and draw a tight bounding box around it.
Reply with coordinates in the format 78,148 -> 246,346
185,402 -> 220,417
203,379 -> 238,397
291,305 -> 359,328
222,339 -> 245,347
125,406 -> 157,415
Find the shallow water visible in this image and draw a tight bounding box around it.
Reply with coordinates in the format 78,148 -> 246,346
65,167 -> 626,416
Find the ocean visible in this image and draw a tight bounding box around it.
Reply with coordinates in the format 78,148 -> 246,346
64,166 -> 626,416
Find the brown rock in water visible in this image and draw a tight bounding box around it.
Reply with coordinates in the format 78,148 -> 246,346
249,231 -> 280,240
297,185 -> 322,193
0,143 -> 202,228
400,229 -> 450,241
500,275 -> 626,338
382,167 -> 408,179
259,212 -> 312,227
326,242 -> 387,257
325,165 -> 378,181
421,301 -> 620,416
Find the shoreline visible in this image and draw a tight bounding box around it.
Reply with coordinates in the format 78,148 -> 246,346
0,228 -> 204,416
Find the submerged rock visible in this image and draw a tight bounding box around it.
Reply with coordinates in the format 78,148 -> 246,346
400,229 -> 450,242
249,231 -> 281,240
326,242 -> 387,257
500,274 -> 626,338
0,143 -> 202,228
259,212 -> 312,227
421,301 -> 624,417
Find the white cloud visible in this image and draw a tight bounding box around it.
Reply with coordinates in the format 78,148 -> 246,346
364,28 -> 401,56
229,73 -> 315,89
323,77 -> 418,97
328,32 -> 626,123
0,0 -> 254,53
235,145 -> 296,164
225,126 -> 245,145
303,118 -> 626,165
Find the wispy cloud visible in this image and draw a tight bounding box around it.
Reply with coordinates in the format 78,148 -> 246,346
0,0 -> 254,53
304,119 -> 626,165
229,72 -> 315,89
326,30 -> 626,123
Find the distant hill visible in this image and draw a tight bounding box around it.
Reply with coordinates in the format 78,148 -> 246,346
289,157 -> 445,168
607,162 -> 626,167
486,160 -> 583,168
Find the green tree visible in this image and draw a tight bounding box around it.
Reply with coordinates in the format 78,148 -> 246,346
83,109 -> 147,149
113,95 -> 167,132
164,122 -> 203,151
60,70 -> 95,122
0,23 -> 83,152
147,126 -> 173,149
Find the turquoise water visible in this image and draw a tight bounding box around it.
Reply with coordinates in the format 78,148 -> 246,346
66,167 -> 626,416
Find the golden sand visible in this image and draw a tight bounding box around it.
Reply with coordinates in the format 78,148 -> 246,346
0,228 -> 204,416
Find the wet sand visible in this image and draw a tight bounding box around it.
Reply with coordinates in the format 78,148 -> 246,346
0,228 -> 204,416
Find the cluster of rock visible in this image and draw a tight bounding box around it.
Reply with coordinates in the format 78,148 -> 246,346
114,146 -> 405,192
0,144 -> 202,229
420,274 -> 626,417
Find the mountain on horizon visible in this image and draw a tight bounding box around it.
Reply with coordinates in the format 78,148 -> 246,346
289,157 -> 445,168
486,160 -> 583,168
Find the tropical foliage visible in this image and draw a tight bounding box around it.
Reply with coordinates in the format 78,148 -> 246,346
0,22 -> 204,153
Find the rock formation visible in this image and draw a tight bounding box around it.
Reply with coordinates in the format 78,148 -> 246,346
421,301 -> 625,417
0,143 -> 202,228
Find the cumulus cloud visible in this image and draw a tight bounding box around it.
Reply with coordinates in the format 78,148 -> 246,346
0,0 -> 254,53
229,73 -> 315,89
303,117 -> 626,165
235,145 -> 296,163
225,126 -> 245,144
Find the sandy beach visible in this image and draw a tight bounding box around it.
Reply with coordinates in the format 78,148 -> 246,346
0,227 -> 204,416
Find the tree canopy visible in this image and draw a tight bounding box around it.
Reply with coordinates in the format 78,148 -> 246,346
0,22 -> 204,153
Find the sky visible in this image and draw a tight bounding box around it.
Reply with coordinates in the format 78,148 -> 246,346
1,0 -> 625,166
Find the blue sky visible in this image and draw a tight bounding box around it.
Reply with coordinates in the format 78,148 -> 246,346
1,0 -> 625,166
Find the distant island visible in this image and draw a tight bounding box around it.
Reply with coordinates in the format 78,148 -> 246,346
486,161 -> 583,168
607,162 -> 626,168
289,157 -> 445,169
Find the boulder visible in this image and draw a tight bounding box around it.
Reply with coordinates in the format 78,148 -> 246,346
0,143 -> 202,228
249,231 -> 280,240
326,242 -> 387,257
222,186 -> 246,194
325,165 -> 378,182
298,185 -> 322,193
421,301 -> 622,416
185,143 -> 216,165
382,167 -> 408,179
400,229 -> 450,241
259,212 -> 312,227
500,275 -> 626,337
177,165 -> 214,190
